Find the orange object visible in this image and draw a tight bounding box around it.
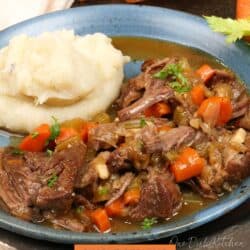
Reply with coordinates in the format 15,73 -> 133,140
90,208 -> 111,233
55,127 -> 78,144
197,96 -> 232,126
105,198 -> 124,217
191,84 -> 205,106
236,0 -> 250,18
124,188 -> 141,205
19,124 -> 51,152
80,122 -> 97,143
217,97 -> 233,125
75,245 -> 176,250
196,64 -> 215,84
171,147 -> 205,182
236,0 -> 250,41
144,102 -> 171,117
158,125 -> 173,132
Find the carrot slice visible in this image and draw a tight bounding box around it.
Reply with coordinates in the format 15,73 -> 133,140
124,188 -> 140,205
196,64 -> 215,84
217,97 -> 233,126
19,124 -> 51,152
90,208 -> 111,233
55,127 -> 78,144
236,0 -> 250,41
171,147 -> 205,183
144,102 -> 171,117
191,84 -> 205,106
106,198 -> 124,217
197,96 -> 232,126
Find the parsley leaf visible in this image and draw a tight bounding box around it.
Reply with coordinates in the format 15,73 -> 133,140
170,81 -> 191,93
153,63 -> 190,93
47,173 -> 58,188
49,116 -> 60,141
31,131 -> 39,139
140,118 -> 147,128
141,217 -> 158,230
11,148 -> 24,155
98,186 -> 109,196
204,16 -> 250,43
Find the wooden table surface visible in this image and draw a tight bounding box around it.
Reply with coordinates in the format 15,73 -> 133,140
0,1 -> 249,250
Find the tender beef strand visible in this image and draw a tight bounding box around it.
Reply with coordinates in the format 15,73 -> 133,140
0,141 -> 86,221
142,125 -> 195,153
106,172 -> 134,206
118,80 -> 174,121
117,58 -> 177,109
117,58 -> 178,121
129,169 -> 182,220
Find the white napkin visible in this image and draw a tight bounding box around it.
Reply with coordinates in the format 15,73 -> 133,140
0,0 -> 75,30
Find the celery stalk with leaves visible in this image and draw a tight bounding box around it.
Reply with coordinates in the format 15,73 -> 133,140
204,16 -> 250,43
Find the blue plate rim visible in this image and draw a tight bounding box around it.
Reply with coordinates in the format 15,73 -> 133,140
0,4 -> 249,244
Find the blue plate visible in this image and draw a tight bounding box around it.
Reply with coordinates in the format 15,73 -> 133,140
0,4 -> 249,244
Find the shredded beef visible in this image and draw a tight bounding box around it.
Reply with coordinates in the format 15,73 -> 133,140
106,172 -> 134,206
143,126 -> 195,153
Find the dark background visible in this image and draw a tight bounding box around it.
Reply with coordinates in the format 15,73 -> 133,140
0,1 -> 249,250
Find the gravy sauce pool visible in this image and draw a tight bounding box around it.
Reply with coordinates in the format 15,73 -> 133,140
110,37 -> 217,232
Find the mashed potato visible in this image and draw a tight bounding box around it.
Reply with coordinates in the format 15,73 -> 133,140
0,31 -> 130,132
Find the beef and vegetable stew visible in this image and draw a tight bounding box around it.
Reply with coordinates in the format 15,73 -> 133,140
0,38 -> 249,233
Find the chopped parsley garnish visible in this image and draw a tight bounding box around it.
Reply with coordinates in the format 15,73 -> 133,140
153,63 -> 191,93
47,173 -> 58,188
31,131 -> 39,139
170,81 -> 191,93
11,148 -> 24,155
141,217 -> 158,230
49,116 -> 60,141
46,149 -> 53,157
140,118 -> 147,128
98,186 -> 109,196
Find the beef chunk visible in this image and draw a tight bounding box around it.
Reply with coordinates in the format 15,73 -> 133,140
143,126 -> 195,153
198,132 -> 250,194
0,141 -> 86,220
35,142 -> 86,211
107,139 -> 150,172
118,80 -> 174,121
117,58 -> 178,121
117,58 -> 176,110
129,170 -> 182,220
225,152 -> 250,184
88,123 -> 126,151
117,73 -> 146,108
0,150 -> 40,220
